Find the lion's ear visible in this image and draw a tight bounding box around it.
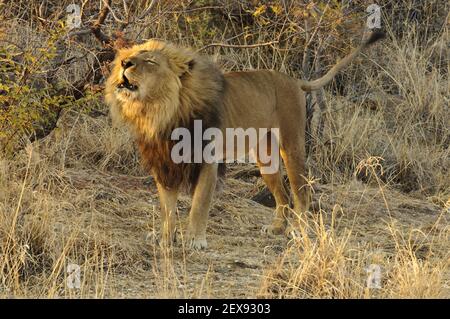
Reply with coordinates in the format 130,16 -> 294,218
178,59 -> 195,78
169,52 -> 196,78
172,59 -> 195,79
187,59 -> 195,71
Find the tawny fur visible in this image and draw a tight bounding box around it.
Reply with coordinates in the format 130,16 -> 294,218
105,40 -> 223,141
105,40 -> 224,190
105,32 -> 384,249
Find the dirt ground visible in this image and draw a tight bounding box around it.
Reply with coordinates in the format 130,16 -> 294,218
52,141 -> 447,298
1,110 -> 448,298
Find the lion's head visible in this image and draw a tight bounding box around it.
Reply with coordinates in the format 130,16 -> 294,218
106,41 -> 194,103
105,40 -> 224,140
105,40 -> 224,189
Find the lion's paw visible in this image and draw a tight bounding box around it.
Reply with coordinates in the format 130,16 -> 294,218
188,236 -> 208,250
261,224 -> 285,236
284,225 -> 301,240
145,230 -> 178,247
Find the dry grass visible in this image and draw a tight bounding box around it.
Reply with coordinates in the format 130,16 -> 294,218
258,203 -> 449,298
1,1 -> 449,298
1,96 -> 448,298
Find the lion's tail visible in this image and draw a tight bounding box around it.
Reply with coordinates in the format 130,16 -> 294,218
299,31 -> 385,92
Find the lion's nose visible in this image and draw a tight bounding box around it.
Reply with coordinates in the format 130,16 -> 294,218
121,59 -> 134,70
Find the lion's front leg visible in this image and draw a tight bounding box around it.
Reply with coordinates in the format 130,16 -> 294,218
156,182 -> 179,246
187,163 -> 218,250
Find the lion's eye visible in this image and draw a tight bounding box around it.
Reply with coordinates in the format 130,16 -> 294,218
145,59 -> 157,65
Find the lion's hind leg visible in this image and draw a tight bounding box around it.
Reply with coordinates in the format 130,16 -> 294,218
279,132 -> 311,234
259,170 -> 291,236
257,133 -> 291,236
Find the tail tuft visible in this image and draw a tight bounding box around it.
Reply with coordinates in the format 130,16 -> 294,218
364,30 -> 385,46
299,30 -> 385,92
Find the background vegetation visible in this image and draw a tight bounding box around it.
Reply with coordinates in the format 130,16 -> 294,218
0,0 -> 449,298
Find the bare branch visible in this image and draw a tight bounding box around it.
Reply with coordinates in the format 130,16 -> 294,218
167,6 -> 222,14
68,28 -> 91,38
100,0 -> 127,24
198,41 -> 279,52
91,0 -> 112,45
138,0 -> 158,20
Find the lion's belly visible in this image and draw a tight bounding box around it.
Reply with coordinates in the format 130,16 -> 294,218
209,132 -> 276,164
216,70 -> 284,162
218,133 -> 269,162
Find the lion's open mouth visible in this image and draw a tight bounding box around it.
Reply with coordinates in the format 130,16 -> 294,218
117,75 -> 138,91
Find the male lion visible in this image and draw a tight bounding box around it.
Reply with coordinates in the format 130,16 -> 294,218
105,31 -> 384,249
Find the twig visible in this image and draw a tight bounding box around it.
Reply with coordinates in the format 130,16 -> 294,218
167,5 -> 222,14
198,40 -> 279,52
91,0 -> 112,45
138,0 -> 158,20
68,28 -> 92,38
100,0 -> 127,24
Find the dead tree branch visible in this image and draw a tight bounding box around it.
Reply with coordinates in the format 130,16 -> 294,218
91,0 -> 113,46
198,41 -> 279,52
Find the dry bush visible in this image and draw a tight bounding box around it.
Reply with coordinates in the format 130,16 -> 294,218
0,149 -> 138,297
309,27 -> 449,197
0,111 -> 211,298
43,110 -> 140,174
258,208 -> 449,298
